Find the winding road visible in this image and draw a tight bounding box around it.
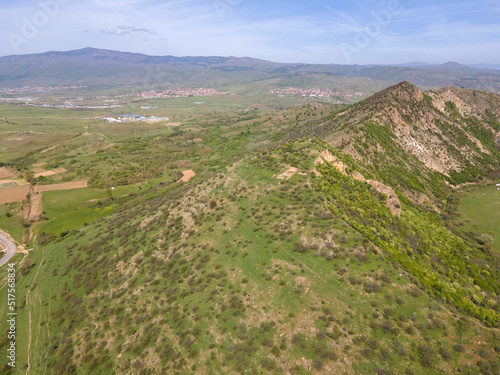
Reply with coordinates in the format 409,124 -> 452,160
0,230 -> 17,267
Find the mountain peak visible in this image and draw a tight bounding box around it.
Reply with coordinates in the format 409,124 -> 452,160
363,81 -> 424,109
437,61 -> 473,70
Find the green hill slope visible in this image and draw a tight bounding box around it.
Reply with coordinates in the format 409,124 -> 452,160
1,83 -> 500,374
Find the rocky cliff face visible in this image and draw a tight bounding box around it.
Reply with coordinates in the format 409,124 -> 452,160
316,82 -> 500,208
331,81 -> 500,180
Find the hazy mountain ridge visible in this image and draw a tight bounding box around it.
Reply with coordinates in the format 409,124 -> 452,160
1,48 -> 500,94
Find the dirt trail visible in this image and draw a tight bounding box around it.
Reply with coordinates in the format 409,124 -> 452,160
25,191 -> 43,223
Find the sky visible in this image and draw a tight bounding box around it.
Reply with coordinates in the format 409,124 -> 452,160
0,0 -> 499,65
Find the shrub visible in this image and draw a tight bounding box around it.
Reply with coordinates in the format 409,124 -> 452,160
417,344 -> 434,367
21,259 -> 34,276
439,347 -> 451,360
363,281 -> 381,293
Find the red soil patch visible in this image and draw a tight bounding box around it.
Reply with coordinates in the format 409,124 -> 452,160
178,170 -> 196,183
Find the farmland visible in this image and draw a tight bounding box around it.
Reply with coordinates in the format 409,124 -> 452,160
0,91 -> 344,245
457,183 -> 500,253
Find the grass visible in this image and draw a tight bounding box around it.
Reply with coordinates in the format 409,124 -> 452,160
34,183 -> 151,239
1,145 -> 498,374
457,182 -> 500,253
0,202 -> 27,243
0,234 -> 77,374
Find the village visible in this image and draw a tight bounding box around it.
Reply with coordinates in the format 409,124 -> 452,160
135,88 -> 230,99
269,86 -> 363,99
101,114 -> 169,123
0,85 -> 87,94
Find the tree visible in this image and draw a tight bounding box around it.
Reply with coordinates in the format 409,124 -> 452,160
106,187 -> 114,200
24,169 -> 35,185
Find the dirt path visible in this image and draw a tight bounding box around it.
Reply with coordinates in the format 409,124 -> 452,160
28,193 -> 43,222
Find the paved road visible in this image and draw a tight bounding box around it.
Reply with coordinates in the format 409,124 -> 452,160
0,230 -> 17,267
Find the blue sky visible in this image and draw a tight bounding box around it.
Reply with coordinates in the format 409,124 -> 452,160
1,0 -> 499,64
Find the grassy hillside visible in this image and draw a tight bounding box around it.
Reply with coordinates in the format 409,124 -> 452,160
1,139 -> 499,374
1,83 -> 500,374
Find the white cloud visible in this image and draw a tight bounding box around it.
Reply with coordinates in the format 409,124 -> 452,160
101,25 -> 157,36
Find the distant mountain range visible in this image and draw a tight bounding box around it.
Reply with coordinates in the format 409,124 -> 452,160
0,48 -> 499,93
389,62 -> 500,71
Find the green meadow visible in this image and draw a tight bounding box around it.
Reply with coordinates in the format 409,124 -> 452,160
458,183 -> 500,253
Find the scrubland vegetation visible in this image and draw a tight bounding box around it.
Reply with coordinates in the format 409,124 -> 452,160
1,82 -> 499,374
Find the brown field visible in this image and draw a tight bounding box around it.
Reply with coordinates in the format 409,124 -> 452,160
35,181 -> 88,192
32,162 -> 47,168
0,180 -> 17,185
0,186 -> 30,204
0,167 -> 14,179
33,167 -> 66,178
0,181 -> 88,204
34,171 -> 57,178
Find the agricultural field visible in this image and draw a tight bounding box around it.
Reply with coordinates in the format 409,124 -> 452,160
457,183 -> 500,253
0,93 -> 343,248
